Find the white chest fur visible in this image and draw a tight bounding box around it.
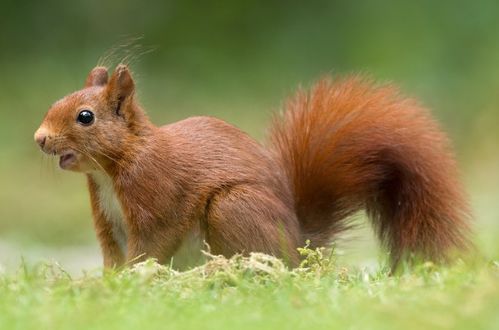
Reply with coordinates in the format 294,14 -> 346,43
91,172 -> 128,255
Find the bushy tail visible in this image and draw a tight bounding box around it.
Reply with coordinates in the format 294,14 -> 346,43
270,76 -> 472,268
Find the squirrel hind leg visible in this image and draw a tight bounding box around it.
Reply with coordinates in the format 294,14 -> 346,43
204,185 -> 300,265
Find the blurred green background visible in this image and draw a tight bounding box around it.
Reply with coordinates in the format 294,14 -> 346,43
0,0 -> 497,271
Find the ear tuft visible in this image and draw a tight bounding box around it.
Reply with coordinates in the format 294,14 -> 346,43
85,66 -> 109,87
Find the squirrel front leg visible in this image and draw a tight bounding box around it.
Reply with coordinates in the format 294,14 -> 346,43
92,212 -> 125,268
123,212 -> 191,265
88,178 -> 125,269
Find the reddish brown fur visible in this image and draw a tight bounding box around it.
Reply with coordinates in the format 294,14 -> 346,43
34,66 -> 471,270
271,77 -> 472,268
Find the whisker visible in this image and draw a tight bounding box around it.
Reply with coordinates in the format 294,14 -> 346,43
46,133 -> 122,174
72,146 -> 107,173
94,149 -> 120,164
80,141 -> 120,165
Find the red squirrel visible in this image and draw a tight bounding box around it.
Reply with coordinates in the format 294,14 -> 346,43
34,64 -> 471,270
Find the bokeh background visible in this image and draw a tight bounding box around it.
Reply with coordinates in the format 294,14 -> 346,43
0,0 -> 497,272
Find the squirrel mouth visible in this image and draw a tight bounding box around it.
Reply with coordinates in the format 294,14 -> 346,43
59,151 -> 77,169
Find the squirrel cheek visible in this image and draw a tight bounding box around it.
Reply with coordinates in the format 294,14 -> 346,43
78,155 -> 99,172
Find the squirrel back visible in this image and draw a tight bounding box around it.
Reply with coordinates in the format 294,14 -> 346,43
34,65 -> 472,269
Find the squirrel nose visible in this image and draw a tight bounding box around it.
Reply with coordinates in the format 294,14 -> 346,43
34,128 -> 48,149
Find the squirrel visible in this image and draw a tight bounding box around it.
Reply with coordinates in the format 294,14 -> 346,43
34,64 -> 472,270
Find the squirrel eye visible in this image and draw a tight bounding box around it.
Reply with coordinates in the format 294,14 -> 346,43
77,110 -> 94,126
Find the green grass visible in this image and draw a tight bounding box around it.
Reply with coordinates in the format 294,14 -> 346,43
1,249 -> 498,330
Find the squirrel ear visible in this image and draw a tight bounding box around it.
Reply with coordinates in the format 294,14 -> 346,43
85,66 -> 108,87
108,64 -> 135,96
106,64 -> 135,109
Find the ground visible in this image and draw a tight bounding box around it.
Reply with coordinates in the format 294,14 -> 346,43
1,247 -> 497,330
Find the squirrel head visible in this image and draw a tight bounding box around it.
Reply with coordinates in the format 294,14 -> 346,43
34,64 -> 151,173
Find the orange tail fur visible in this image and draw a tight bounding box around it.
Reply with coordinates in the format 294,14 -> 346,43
270,76 -> 472,268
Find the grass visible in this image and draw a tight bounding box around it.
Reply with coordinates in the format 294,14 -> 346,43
1,248 -> 498,330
